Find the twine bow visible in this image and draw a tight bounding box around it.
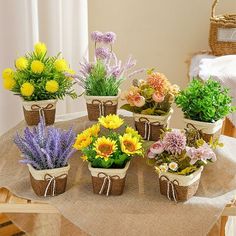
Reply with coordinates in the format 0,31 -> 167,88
31,104 -> 54,121
160,175 -> 179,203
97,172 -> 120,196
138,117 -> 161,141
44,173 -> 67,197
91,100 -> 114,117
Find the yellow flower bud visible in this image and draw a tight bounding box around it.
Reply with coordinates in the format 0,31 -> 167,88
2,68 -> 14,80
45,80 -> 59,93
34,42 -> 47,56
15,57 -> 28,70
54,59 -> 68,72
3,77 -> 16,90
31,60 -> 45,73
21,82 -> 34,97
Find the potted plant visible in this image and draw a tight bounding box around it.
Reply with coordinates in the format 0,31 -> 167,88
2,42 -> 77,126
69,31 -> 142,121
121,69 -> 179,141
147,128 -> 221,202
14,116 -> 76,197
175,78 -> 236,142
73,114 -> 144,196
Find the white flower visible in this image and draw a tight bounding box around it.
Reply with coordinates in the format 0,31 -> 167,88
159,163 -> 169,173
168,162 -> 178,171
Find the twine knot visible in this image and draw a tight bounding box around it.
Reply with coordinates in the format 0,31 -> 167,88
92,100 -> 114,117
31,103 -> 54,122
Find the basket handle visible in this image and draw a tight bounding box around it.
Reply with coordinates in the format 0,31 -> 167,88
211,0 -> 219,18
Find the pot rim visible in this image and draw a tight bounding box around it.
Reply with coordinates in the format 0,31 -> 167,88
133,108 -> 173,119
22,99 -> 58,105
183,117 -> 224,126
84,88 -> 121,100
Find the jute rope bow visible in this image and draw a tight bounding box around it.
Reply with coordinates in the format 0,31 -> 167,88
31,104 -> 54,121
97,172 -> 120,196
44,173 -> 67,197
160,175 -> 179,203
138,117 -> 161,141
91,100 -> 114,117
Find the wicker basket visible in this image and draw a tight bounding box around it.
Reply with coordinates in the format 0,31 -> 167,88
22,99 -> 57,126
88,161 -> 130,196
84,90 -> 120,121
158,167 -> 203,202
27,164 -> 70,197
209,0 -> 236,56
133,109 -> 173,141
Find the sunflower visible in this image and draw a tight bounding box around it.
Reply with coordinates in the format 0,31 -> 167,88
120,133 -> 143,155
84,123 -> 100,137
125,126 -> 141,140
93,137 -> 117,161
98,114 -> 124,130
73,132 -> 92,150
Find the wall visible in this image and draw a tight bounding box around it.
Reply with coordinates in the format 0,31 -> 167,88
88,0 -> 236,128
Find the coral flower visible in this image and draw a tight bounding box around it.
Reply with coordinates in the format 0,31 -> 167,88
94,137 -> 117,161
31,60 -> 45,73
98,114 -> 124,130
54,59 -> 68,72
73,132 -> 92,151
45,80 -> 59,93
152,92 -> 165,103
15,57 -> 28,70
2,68 -> 14,80
34,42 -> 47,56
133,94 -> 145,107
120,133 -> 143,155
20,82 -> 34,97
147,72 -> 170,94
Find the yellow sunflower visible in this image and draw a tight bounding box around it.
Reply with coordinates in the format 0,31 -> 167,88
93,137 -> 117,161
73,132 -> 92,151
120,133 -> 143,155
84,123 -> 100,137
125,126 -> 141,140
80,155 -> 88,162
98,114 -> 124,130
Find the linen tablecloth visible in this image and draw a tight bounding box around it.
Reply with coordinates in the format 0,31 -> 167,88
0,115 -> 236,236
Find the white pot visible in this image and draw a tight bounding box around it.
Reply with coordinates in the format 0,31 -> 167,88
22,99 -> 57,111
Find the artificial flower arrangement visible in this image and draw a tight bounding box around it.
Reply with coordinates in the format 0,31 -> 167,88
175,78 -> 236,142
147,128 -> 222,202
2,42 -> 77,125
68,31 -> 142,121
121,69 -> 179,141
73,114 -> 144,196
14,116 -> 76,197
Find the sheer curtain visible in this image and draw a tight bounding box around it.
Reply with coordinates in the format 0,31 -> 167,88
0,0 -> 88,135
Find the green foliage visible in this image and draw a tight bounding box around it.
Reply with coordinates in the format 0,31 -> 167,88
85,60 -> 123,96
175,78 -> 236,122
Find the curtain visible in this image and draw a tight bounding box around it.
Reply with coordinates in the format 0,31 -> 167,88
0,0 -> 88,135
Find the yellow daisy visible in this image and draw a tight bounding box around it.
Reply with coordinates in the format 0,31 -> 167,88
54,59 -> 68,72
120,133 -> 143,155
45,80 -> 59,93
80,155 -> 88,162
31,60 -> 44,73
84,123 -> 100,137
20,82 -> 34,97
2,68 -> 14,80
125,126 -> 141,140
98,114 -> 124,130
73,132 -> 92,151
34,42 -> 47,56
93,136 -> 117,161
3,77 -> 16,90
15,57 -> 28,70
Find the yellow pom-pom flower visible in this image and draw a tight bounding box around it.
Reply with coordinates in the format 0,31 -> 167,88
66,68 -> 75,80
31,60 -> 45,73
54,59 -> 68,72
73,132 -> 92,151
34,42 -> 47,56
2,68 -> 14,80
20,82 -> 34,97
119,133 -> 143,155
45,80 -> 59,93
15,57 -> 28,70
3,77 -> 16,90
93,137 -> 117,161
98,114 -> 124,130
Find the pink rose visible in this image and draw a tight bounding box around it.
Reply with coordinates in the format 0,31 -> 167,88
147,150 -> 156,159
133,94 -> 145,107
152,92 -> 165,103
150,141 -> 164,154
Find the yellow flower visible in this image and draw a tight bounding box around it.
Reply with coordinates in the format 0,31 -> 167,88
2,68 -> 14,80
94,137 -> 117,161
73,132 -> 92,150
3,77 -> 16,90
80,155 -> 88,162
66,68 -> 75,80
84,123 -> 100,137
98,114 -> 124,130
120,133 -> 143,155
45,80 -> 59,93
34,42 -> 47,56
54,59 -> 68,72
31,60 -> 44,73
125,126 -> 141,140
20,82 -> 34,97
15,57 -> 28,70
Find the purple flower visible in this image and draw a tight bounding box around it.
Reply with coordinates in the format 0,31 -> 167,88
95,47 -> 111,60
91,31 -> 103,43
186,143 -> 216,165
162,130 -> 186,155
103,31 -> 116,44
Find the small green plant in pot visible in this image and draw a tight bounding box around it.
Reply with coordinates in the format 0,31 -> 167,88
175,78 -> 236,142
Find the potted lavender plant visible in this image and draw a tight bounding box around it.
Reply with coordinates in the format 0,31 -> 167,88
14,117 -> 76,197
67,31 -> 143,121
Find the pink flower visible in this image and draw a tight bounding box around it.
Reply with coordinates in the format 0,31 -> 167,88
133,94 -> 145,107
186,143 -> 216,165
147,150 -> 156,159
152,92 -> 165,103
91,31 -> 103,43
163,130 -> 186,155
150,141 -> 164,154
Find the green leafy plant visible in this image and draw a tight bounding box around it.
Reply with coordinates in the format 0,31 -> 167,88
175,78 -> 236,122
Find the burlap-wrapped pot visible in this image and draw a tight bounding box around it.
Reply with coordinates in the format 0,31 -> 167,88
27,164 -> 70,197
184,118 -> 224,143
84,90 -> 120,121
88,161 -> 130,196
133,108 -> 173,141
22,99 -> 57,126
158,167 -> 203,202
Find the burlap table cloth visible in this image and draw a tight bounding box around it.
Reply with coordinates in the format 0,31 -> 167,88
0,116 -> 236,236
